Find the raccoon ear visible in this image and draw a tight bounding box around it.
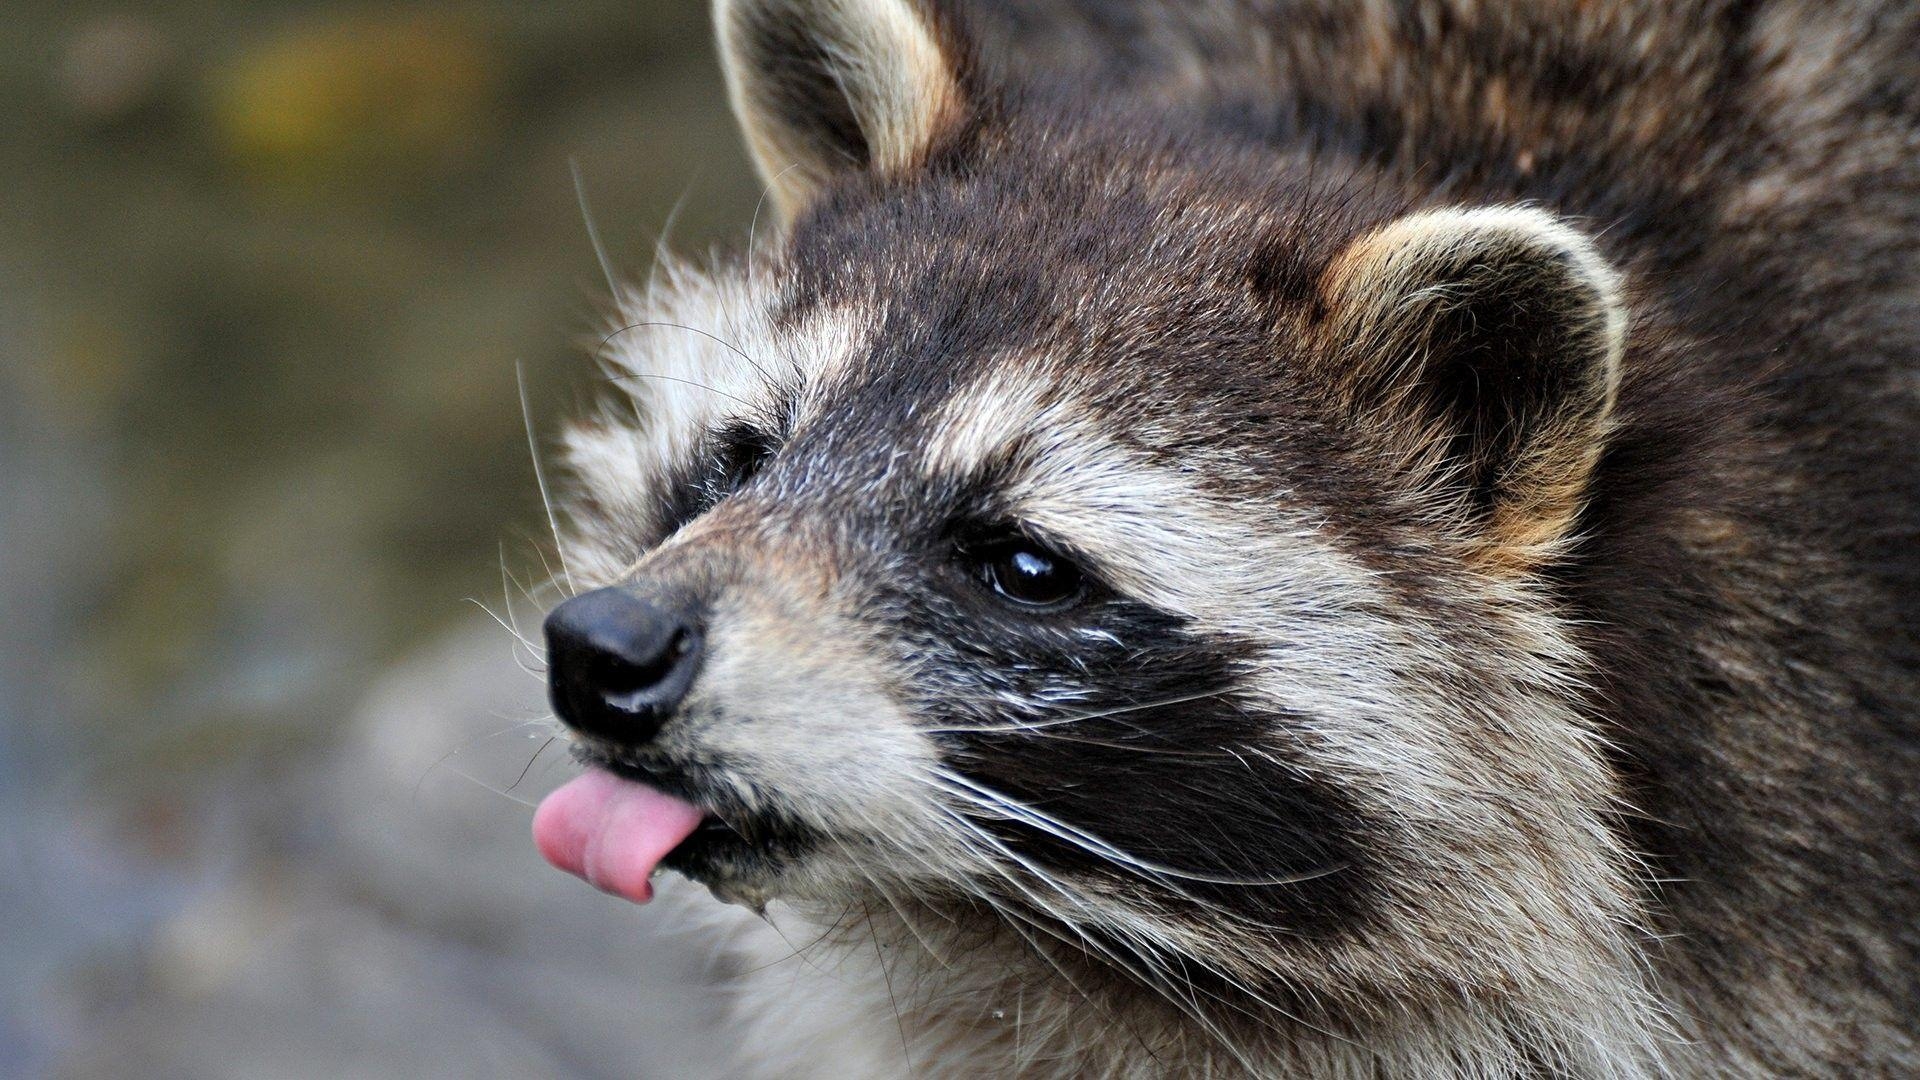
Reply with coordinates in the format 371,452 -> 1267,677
714,0 -> 966,221
1318,206 -> 1626,564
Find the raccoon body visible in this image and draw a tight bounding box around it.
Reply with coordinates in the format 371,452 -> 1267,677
531,2 -> 1920,1076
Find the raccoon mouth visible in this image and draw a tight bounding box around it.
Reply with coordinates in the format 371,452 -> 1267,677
532,752 -> 807,907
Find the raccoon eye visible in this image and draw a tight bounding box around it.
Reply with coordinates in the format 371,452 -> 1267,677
709,422 -> 777,497
976,540 -> 1085,609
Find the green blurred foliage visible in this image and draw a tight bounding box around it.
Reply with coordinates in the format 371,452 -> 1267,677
3,0 -> 759,779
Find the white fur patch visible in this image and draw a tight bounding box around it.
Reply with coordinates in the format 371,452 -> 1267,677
560,253 -> 866,583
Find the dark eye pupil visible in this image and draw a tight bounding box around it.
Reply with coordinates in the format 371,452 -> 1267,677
722,447 -> 761,490
710,423 -> 776,499
988,544 -> 1081,606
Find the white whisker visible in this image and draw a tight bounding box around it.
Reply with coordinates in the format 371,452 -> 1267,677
919,688 -> 1234,736
517,360 -> 575,597
570,157 -> 619,298
930,767 -> 1349,890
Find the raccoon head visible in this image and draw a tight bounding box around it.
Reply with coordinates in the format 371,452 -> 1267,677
535,0 -> 1655,1066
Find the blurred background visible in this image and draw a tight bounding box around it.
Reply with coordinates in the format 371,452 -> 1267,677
1,2 -> 762,1075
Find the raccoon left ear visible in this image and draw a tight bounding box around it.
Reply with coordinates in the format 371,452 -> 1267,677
714,0 -> 967,223
1316,206 -> 1626,565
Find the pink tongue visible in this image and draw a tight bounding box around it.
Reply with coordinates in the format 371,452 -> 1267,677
532,769 -> 708,904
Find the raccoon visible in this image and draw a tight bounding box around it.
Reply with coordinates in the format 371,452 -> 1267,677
527,1 -> 1920,1076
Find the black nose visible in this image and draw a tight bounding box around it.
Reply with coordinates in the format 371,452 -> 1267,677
544,587 -> 704,745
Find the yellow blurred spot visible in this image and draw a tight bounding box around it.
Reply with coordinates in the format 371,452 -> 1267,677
210,14 -> 498,191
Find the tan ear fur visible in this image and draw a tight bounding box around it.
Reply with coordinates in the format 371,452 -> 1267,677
715,0 -> 964,222
1318,206 -> 1627,569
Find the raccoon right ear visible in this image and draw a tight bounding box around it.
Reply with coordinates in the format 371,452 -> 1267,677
714,0 -> 967,222
1315,206 -> 1627,567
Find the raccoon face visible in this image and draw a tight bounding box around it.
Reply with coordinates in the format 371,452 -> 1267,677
537,0 -> 1648,1045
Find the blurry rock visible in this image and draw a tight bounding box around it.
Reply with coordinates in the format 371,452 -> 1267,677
58,14 -> 175,123
57,623 -> 761,1080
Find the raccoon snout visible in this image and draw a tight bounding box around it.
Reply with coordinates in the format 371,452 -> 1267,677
544,586 -> 705,746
